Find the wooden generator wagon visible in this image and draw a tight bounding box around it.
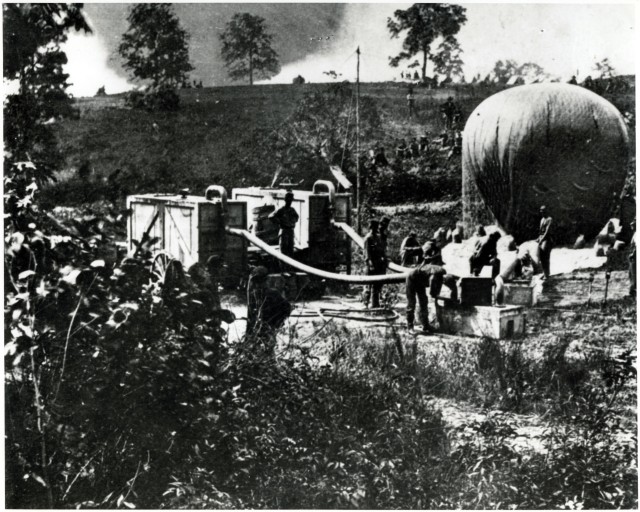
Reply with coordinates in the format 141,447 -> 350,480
126,186 -> 248,286
126,181 -> 354,286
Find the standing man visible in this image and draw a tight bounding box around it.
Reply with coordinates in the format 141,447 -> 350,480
410,138 -> 420,159
469,231 -> 502,279
379,216 -> 391,263
363,219 -> 386,308
407,86 -> 416,119
537,206 -> 553,280
269,191 -> 299,272
629,220 -> 636,297
374,146 -> 389,168
441,96 -> 456,130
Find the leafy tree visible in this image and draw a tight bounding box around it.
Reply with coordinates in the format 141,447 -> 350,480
594,57 -> 615,79
387,3 -> 467,81
490,59 -> 520,84
220,13 -> 280,85
118,3 -> 193,88
432,36 -> 464,82
518,62 -> 548,83
490,59 -> 548,85
228,83 -> 381,188
3,4 -> 90,220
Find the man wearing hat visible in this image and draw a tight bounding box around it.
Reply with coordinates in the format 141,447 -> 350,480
269,191 -> 299,272
400,232 -> 422,267
363,219 -> 386,308
537,206 -> 553,279
379,216 -> 391,262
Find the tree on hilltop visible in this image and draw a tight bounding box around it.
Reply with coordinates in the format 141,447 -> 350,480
490,59 -> 548,85
432,36 -> 464,83
119,4 -> 193,89
387,3 -> 467,82
594,58 -> 615,79
220,13 -> 280,85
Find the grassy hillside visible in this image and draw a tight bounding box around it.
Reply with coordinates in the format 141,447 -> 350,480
46,81 -> 634,207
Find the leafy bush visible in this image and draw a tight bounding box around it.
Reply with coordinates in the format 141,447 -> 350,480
366,161 -> 461,205
124,86 -> 180,111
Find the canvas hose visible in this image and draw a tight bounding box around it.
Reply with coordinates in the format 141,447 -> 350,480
226,227 -> 409,284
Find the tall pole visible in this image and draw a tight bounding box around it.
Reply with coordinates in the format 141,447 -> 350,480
356,46 -> 361,233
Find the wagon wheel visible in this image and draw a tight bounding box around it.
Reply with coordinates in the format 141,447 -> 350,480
151,251 -> 185,291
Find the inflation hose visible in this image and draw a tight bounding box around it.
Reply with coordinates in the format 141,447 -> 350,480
226,227 -> 409,284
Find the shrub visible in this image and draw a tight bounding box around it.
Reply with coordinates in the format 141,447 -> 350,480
124,86 -> 180,111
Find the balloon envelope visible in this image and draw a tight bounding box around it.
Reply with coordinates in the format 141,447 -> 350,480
462,83 -> 629,244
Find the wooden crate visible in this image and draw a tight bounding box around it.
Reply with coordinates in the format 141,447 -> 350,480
436,301 -> 526,339
459,277 -> 493,306
503,280 -> 539,306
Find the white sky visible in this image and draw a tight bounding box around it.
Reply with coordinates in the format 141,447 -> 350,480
59,2 -> 635,96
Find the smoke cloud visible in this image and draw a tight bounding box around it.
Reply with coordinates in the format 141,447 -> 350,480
62,31 -> 132,97
265,4 -> 408,84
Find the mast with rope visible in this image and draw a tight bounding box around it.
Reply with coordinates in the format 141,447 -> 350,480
355,46 -> 361,233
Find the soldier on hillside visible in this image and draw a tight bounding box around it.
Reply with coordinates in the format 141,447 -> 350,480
373,146 -> 389,168
410,138 -> 420,158
441,96 -> 457,130
407,86 -> 416,118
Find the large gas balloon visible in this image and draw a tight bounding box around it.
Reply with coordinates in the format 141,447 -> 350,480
462,83 -> 629,244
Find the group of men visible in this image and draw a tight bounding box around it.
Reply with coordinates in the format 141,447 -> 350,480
359,205 -> 558,333
217,194 -> 635,343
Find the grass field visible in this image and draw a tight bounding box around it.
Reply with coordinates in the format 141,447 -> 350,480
47,82 -> 507,203
48,79 -> 634,210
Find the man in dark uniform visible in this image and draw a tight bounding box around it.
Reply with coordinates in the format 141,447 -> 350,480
410,138 -> 420,158
363,219 -> 386,308
379,216 -> 391,263
269,191 -> 299,272
419,135 -> 429,154
537,205 -> 553,279
373,146 -> 389,168
407,86 -> 415,118
441,96 -> 456,130
469,231 -> 502,279
400,232 -> 422,267
406,261 -> 459,333
395,139 -> 408,160
422,239 -> 444,265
